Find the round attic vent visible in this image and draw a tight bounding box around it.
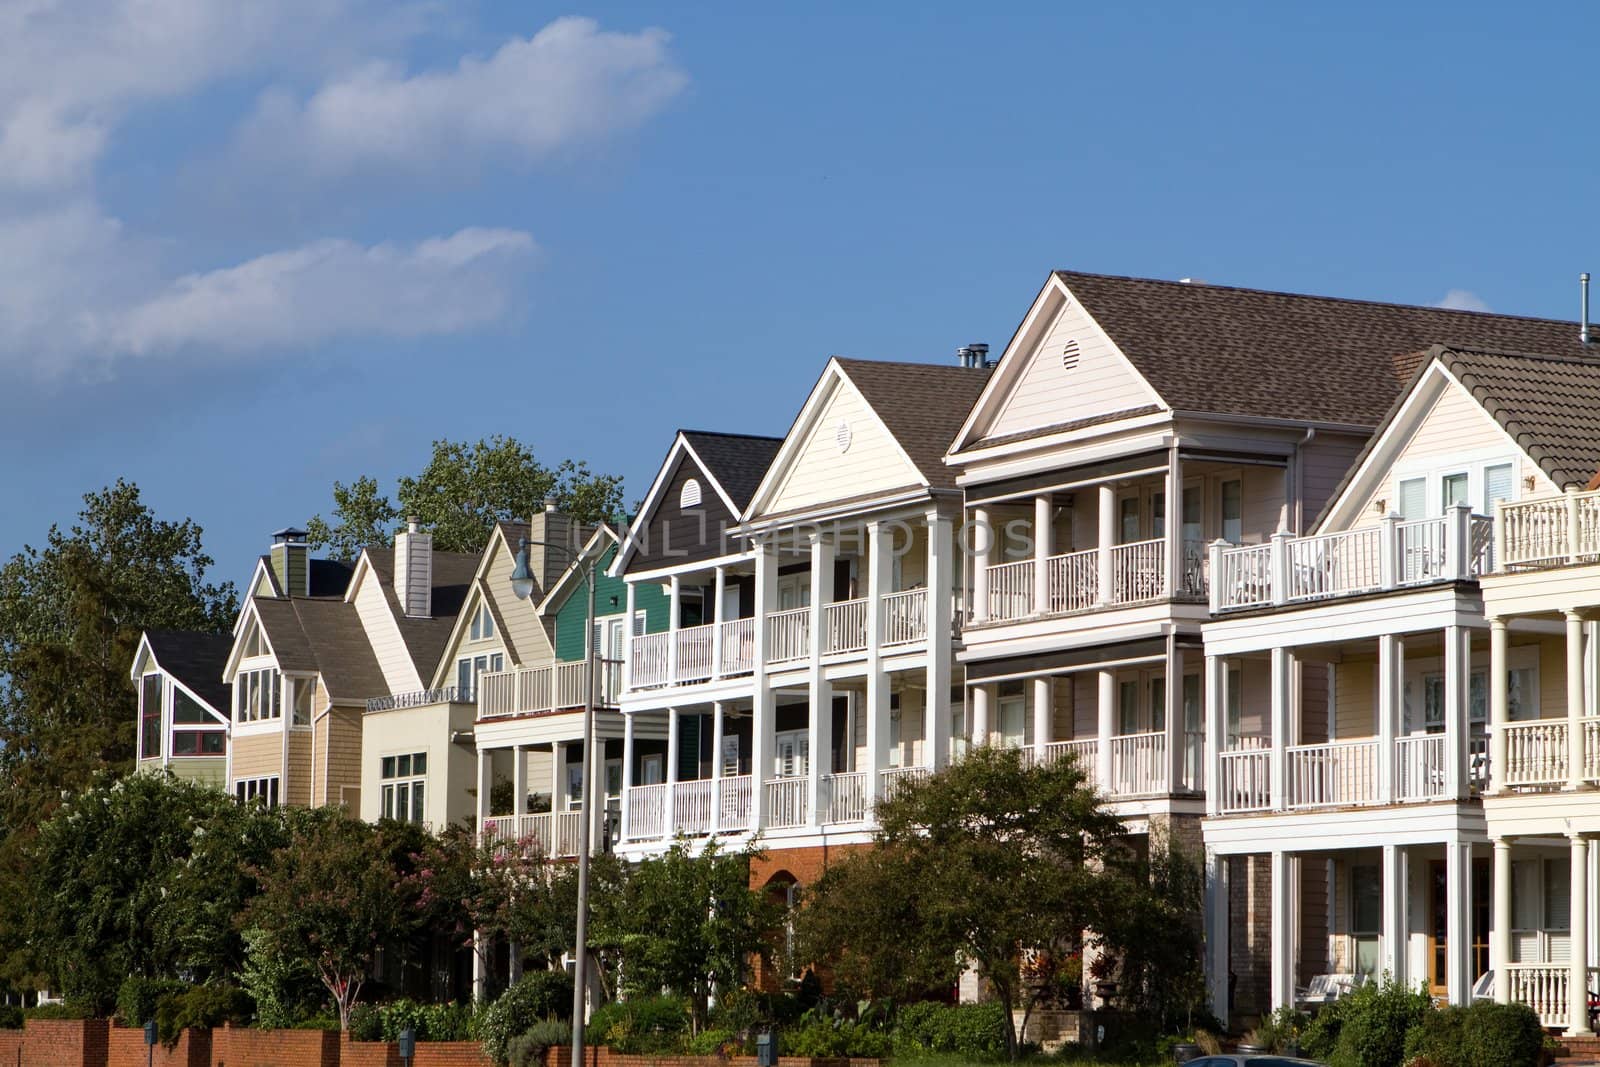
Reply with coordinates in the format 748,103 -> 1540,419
1061,338 -> 1082,371
835,419 -> 852,453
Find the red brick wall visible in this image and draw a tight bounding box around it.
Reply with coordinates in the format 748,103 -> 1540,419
337,1037 -> 398,1067
209,1025 -> 338,1067
106,1024 -> 210,1067
0,1030 -> 21,1067
21,1019 -> 109,1067
411,1042 -> 492,1067
748,844 -> 866,893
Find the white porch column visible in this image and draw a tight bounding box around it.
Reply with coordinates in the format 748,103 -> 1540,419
1493,837 -> 1512,1004
751,539 -> 777,827
512,744 -> 528,817
971,507 -> 992,622
476,747 -> 492,827
665,708 -> 679,838
1205,848 -> 1231,1026
1165,632 -> 1184,792
621,713 -> 635,842
1097,483 -> 1116,607
551,742 -> 565,812
1166,446 -> 1183,595
1270,646 -> 1291,810
667,574 -> 683,683
1205,654 -> 1225,816
1446,839 -> 1473,1004
711,566 -> 727,679
623,581 -> 637,690
1382,843 -> 1405,983
1096,669 -> 1115,791
865,520 -> 890,806
1033,494 -> 1052,614
711,701 -> 725,834
1032,676 -> 1053,763
1572,835 -> 1593,1035
972,684 -> 992,747
926,510 -> 954,767
1490,619 -> 1509,793
1378,634 -> 1403,803
1270,849 -> 1294,1010
808,532 -> 835,826
1444,625 -> 1469,799
1569,611 -> 1588,791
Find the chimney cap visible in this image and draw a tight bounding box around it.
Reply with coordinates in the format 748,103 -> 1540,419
406,516 -> 421,534
272,527 -> 308,544
543,496 -> 558,513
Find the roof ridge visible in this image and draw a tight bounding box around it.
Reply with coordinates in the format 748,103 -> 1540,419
680,428 -> 785,442
1053,269 -> 1578,328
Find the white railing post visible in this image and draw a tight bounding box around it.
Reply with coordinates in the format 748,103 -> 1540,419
1569,488 -> 1583,565
971,507 -> 991,621
1493,499 -> 1507,573
1208,539 -> 1226,615
1379,512 -> 1401,589
1269,530 -> 1291,606
1034,495 -> 1052,615
1097,484 -> 1115,608
1490,619 -> 1508,793
667,574 -> 682,683
711,566 -> 726,680
1446,503 -> 1473,581
1269,647 -> 1290,810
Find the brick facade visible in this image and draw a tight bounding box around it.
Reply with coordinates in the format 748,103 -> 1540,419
546,1049 -> 878,1067
20,1020 -> 109,1067
748,843 -> 867,893
0,1030 -> 22,1067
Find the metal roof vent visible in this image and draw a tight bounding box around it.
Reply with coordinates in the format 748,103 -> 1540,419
1061,339 -> 1081,371
969,342 -> 992,368
1582,272 -> 1594,346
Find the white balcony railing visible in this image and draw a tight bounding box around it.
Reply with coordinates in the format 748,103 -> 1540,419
986,560 -> 1035,621
1039,738 -> 1099,786
1286,739 -> 1380,808
718,775 -> 753,832
880,765 -> 931,804
822,771 -> 869,823
1108,731 -> 1166,796
1501,720 -> 1569,786
1110,539 -> 1167,604
672,779 -> 715,836
764,777 -> 808,829
477,660 -> 609,718
625,783 -> 666,840
1394,733 -> 1449,801
767,607 -> 810,664
630,632 -> 670,689
479,811 -> 583,858
1213,506 -> 1493,612
1498,489 -> 1600,570
718,618 -> 756,676
882,589 -> 929,646
1045,548 -> 1098,613
1218,748 -> 1272,813
824,597 -> 869,654
1505,965 -> 1600,1029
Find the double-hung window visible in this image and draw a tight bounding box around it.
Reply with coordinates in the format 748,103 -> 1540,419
235,668 -> 280,723
381,752 -> 428,824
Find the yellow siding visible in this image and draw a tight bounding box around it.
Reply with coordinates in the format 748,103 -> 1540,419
352,565 -> 420,696
166,758 -> 227,789
480,537 -> 553,671
324,706 -> 363,809
986,293 -> 1159,440
766,377 -> 925,515
285,732 -> 312,807
231,734 -> 282,780
1537,635 -> 1566,719
1335,657 -> 1376,739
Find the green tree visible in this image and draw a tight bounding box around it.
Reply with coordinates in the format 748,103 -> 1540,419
240,812 -> 416,1029
794,746 -> 1129,1059
307,436 -> 626,557
589,841 -> 776,1031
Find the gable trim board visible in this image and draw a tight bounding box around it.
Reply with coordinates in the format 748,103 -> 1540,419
343,553 -> 424,696
427,526 -> 526,687
537,525 -> 621,616
949,275 -> 1167,456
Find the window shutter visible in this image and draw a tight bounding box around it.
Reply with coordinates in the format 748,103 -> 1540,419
1485,464 -> 1513,512
678,715 -> 701,781
1398,478 -> 1426,520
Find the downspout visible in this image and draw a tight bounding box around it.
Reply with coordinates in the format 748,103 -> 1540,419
1292,427 -> 1316,534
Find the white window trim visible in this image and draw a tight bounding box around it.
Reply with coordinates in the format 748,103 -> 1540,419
1386,451 -> 1522,520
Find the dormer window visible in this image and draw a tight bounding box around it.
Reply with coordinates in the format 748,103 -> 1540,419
680,478 -> 702,509
468,603 -> 495,642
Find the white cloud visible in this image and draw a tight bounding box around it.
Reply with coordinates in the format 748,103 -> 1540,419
231,16 -> 688,179
1436,289 -> 1492,313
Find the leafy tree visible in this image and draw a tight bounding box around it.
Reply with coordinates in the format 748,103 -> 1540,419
589,840 -> 776,1032
307,436 -> 626,557
240,812 -> 416,1029
1094,830 -> 1208,1032
794,746 -> 1129,1059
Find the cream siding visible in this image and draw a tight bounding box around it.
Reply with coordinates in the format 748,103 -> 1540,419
230,734 -> 282,781
482,539 -> 555,671
352,567 -> 421,696
285,732 -> 312,807
1334,656 -> 1376,740
764,377 -> 925,516
985,294 -> 1160,440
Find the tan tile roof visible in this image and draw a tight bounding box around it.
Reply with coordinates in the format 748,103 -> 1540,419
834,358 -> 992,489
1052,271 -> 1591,427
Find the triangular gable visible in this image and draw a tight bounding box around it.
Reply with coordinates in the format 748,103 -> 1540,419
538,526 -> 620,615
246,557 -> 279,605
949,274 -> 1166,455
1317,358 -> 1555,532
342,551 -> 423,695
130,633 -> 159,680
427,525 -> 525,687
746,361 -> 926,521
615,435 -> 724,575
222,601 -> 276,681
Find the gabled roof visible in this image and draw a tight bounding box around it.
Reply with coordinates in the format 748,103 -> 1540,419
251,595 -> 388,702
537,525 -> 620,615
953,271 -> 1592,455
361,545 -> 479,681
679,431 -> 783,511
832,359 -> 991,490
138,630 -> 232,712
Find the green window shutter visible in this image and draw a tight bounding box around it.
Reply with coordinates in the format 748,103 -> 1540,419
678,715 -> 701,781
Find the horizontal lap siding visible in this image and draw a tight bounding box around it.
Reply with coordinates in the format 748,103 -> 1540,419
353,571 -> 419,696
230,734 -> 281,781
1334,656 -> 1376,740
324,704 -> 363,810
482,540 -> 554,669
1299,434 -> 1367,530
766,380 -> 922,516
987,295 -> 1158,441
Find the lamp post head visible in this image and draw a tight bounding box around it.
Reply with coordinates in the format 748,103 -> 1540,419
510,537 -> 536,600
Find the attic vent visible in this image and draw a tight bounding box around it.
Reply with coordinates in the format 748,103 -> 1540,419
680,478 -> 702,509
1061,339 -> 1082,371
835,419 -> 853,454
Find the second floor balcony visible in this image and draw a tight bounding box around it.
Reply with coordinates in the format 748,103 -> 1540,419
1497,487 -> 1600,571
1214,732 -> 1490,815
477,658 -> 622,720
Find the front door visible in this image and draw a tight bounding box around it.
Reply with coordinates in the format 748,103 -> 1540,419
1427,858 -> 1493,995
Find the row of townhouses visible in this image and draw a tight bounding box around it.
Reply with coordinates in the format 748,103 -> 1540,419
132,269 -> 1600,1032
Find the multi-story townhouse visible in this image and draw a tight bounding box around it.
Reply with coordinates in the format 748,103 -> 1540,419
472,509 -> 671,863
942,271 -> 1589,1023
221,526 -> 475,813
613,362 -> 988,892
132,630 -> 232,787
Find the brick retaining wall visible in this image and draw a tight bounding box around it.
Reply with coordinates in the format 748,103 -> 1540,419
20,1020 -> 109,1067
0,1030 -> 21,1067
209,1025 -> 339,1067
107,1024 -> 210,1067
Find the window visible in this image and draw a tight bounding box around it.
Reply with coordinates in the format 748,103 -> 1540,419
1150,675 -> 1166,733
998,695 -> 1026,749
680,478 -> 702,509
1350,863 -> 1382,975
172,687 -> 225,756
1484,464 -> 1514,513
290,677 -> 312,727
1442,472 -> 1469,509
1183,674 -> 1202,732
235,668 -> 280,723
140,673 -> 163,759
641,754 -> 665,785
1397,477 -> 1426,521
1119,497 -> 1141,543
1226,665 -> 1243,741
1151,491 -> 1166,539
1508,667 -> 1537,721
455,653 -> 504,699
1412,665 -> 1534,730
235,776 -> 279,807
1118,679 -> 1140,735
468,603 -> 495,642
774,731 -> 809,777
381,752 -> 428,824
1181,485 -> 1202,546
1221,480 -> 1242,543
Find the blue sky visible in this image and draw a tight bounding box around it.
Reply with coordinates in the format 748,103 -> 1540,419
2,2 -> 1597,583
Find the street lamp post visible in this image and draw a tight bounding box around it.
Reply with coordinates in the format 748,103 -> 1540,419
510,532 -> 599,1067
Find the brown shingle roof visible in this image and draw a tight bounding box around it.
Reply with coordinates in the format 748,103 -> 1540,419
252,595 -> 387,703
834,358 -> 992,489
1051,271 -> 1590,427
680,431 -> 783,510
143,630 -> 231,712
363,546 -> 480,681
